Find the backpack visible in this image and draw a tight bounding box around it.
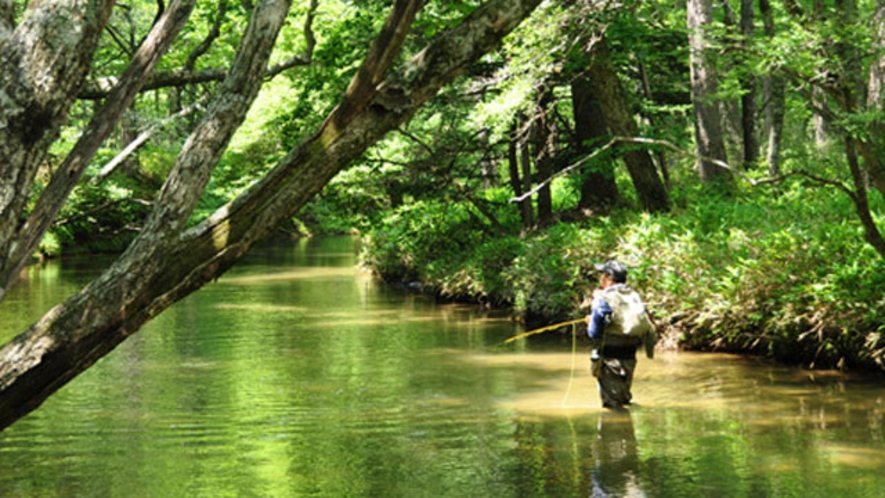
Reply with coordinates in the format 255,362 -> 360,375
603,287 -> 656,356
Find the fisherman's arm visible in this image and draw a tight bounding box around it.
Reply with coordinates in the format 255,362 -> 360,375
585,299 -> 612,341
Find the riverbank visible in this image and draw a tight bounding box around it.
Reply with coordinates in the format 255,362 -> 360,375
358,184 -> 885,373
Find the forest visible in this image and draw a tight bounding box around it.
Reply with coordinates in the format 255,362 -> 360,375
0,0 -> 884,431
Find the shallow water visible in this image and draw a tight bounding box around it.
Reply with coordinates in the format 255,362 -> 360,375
1,237 -> 883,497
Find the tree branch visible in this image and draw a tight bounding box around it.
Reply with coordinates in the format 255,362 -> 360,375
79,0 -> 320,99
0,0 -> 182,304
184,0 -> 228,70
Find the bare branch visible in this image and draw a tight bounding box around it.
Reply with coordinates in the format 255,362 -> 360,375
94,98 -> 208,183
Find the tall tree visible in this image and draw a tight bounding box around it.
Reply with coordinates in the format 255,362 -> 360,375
0,0 -> 117,302
0,0 -> 197,303
585,38 -> 670,212
739,0 -> 759,169
530,86 -> 556,226
508,119 -> 534,229
0,0 -> 543,431
760,0 -> 785,178
866,0 -> 885,191
687,0 -> 731,181
571,74 -> 620,211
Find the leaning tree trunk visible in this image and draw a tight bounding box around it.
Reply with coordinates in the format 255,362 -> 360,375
0,0 -> 543,432
687,0 -> 732,181
586,39 -> 670,213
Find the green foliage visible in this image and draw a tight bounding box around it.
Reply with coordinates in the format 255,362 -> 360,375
361,175 -> 885,370
48,182 -> 152,255
507,222 -> 609,319
360,199 -> 486,283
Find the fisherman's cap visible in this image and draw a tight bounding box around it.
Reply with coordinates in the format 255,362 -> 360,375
594,260 -> 628,283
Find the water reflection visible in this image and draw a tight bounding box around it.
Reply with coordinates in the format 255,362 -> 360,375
1,238 -> 884,497
590,411 -> 642,498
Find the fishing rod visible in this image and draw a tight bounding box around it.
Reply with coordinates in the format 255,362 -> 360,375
502,318 -> 585,344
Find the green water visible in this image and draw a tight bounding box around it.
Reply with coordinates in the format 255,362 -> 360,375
1,237 -> 883,497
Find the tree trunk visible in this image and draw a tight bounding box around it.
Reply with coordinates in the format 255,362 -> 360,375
571,74 -> 620,211
0,0 -> 543,432
586,39 -> 670,212
740,0 -> 759,169
0,0 -> 117,302
865,0 -> 885,194
759,0 -> 786,178
719,0 -> 746,164
846,137 -> 885,259
0,0 -> 13,41
637,61 -> 670,186
813,85 -> 834,150
508,121 -> 534,230
687,0 -> 731,181
519,121 -> 536,228
531,89 -> 555,226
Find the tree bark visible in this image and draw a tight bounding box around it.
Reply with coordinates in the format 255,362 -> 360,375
586,39 -> 670,212
687,0 -> 732,181
0,0 -> 13,41
531,89 -> 555,227
519,120 -> 536,228
0,0 -> 543,432
0,0 -> 116,302
865,0 -> 885,193
846,137 -> 885,259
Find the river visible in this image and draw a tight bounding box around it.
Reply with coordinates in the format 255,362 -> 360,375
1,237 -> 883,497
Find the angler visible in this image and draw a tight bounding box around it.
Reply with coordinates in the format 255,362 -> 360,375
585,260 -> 658,409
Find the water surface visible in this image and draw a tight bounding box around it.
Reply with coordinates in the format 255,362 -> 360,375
1,237 -> 883,497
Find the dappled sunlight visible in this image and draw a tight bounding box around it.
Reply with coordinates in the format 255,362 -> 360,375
213,303 -> 310,313
466,352 -> 604,416
219,267 -> 359,284
821,444 -> 885,470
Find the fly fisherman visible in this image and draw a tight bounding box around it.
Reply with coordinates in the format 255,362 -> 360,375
585,261 -> 657,409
